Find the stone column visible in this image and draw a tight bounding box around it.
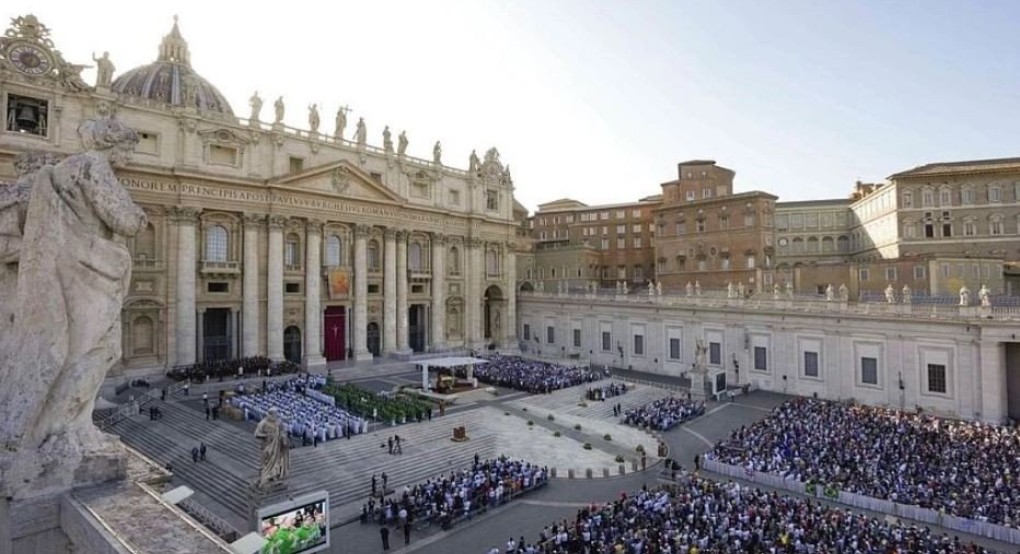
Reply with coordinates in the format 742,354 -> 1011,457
383,228 -> 397,355
465,237 -> 484,348
353,224 -> 372,361
230,307 -> 240,359
196,308 -> 205,363
504,241 -> 517,350
242,214 -> 262,357
979,341 -> 1006,423
303,219 -> 326,368
174,207 -> 199,366
431,233 -> 446,351
267,216 -> 286,361
396,230 -> 411,353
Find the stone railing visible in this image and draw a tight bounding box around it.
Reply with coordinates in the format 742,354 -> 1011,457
199,260 -> 240,274
519,290 -> 1020,321
132,258 -> 164,270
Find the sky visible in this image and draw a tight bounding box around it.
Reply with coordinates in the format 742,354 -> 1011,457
8,1 -> 1020,212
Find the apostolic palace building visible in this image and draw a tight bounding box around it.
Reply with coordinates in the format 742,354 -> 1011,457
0,16 -> 519,376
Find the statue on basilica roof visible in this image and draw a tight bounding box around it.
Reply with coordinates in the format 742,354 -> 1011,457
433,141 -> 442,165
249,91 -> 263,122
397,131 -> 408,157
383,126 -> 393,153
308,104 -> 320,134
469,149 -> 480,174
334,106 -> 348,140
92,51 -> 115,88
355,117 -> 367,147
274,96 -> 285,124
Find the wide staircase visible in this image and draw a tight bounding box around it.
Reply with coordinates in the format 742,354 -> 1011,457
100,400 -> 497,529
513,382 -> 675,421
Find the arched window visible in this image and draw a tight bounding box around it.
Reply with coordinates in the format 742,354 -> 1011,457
486,250 -> 499,276
325,235 -> 343,266
368,239 -> 380,270
135,223 -> 156,260
821,236 -> 834,253
206,225 -> 228,262
791,237 -> 804,254
806,236 -> 819,253
409,242 -> 423,271
132,316 -> 154,356
284,233 -> 301,268
837,236 -> 849,252
448,246 -> 460,275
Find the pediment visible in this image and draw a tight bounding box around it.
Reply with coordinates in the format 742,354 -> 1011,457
273,162 -> 402,203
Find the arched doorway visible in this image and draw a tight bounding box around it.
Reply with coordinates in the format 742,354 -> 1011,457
283,326 -> 302,364
408,305 -> 426,353
324,306 -> 347,361
484,285 -> 504,347
367,322 -> 381,357
519,281 -> 534,293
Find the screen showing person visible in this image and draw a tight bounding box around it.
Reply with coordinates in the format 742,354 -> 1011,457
257,494 -> 329,554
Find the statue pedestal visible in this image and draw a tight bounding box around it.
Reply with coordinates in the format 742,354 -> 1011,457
688,370 -> 713,401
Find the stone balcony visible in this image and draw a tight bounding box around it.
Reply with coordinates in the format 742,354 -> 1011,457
520,290 -> 1020,322
199,260 -> 240,277
133,258 -> 164,271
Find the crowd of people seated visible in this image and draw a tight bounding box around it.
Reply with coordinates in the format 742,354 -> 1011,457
365,455 -> 547,531
710,398 -> 1020,528
230,375 -> 367,446
622,397 -> 704,431
585,382 -> 627,401
475,355 -> 603,394
518,475 -> 993,554
167,356 -> 301,382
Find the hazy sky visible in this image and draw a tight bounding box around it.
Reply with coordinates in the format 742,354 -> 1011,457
10,1 -> 1020,211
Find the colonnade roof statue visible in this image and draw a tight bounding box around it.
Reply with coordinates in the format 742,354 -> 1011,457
0,117 -> 146,498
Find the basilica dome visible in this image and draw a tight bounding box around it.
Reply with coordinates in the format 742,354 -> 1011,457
111,17 -> 234,117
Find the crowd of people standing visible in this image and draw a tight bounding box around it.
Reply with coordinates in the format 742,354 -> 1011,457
475,355 -> 603,394
710,398 -> 1020,528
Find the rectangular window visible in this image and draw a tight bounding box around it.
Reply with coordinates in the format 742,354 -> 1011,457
927,364 -> 947,394
208,144 -> 238,165
942,223 -> 952,237
448,189 -> 461,206
720,258 -> 730,270
914,265 -> 926,280
746,255 -> 756,269
633,265 -> 644,280
745,214 -> 755,227
702,188 -> 712,198
616,238 -> 625,249
600,212 -> 609,220
285,282 -> 301,294
924,223 -> 935,238
5,94 -> 49,136
602,226 -> 608,235
719,216 -> 729,229
686,190 -> 696,201
885,267 -> 897,281
696,220 -> 705,233
676,222 -> 686,235
616,210 -> 626,219
633,209 -> 641,218
546,326 -> 555,344
616,225 -> 626,234
486,190 -> 499,211
804,351 -> 819,377
861,357 -> 878,385
964,221 -> 977,236
753,346 -> 768,371
523,324 -> 530,341
600,238 -> 609,250
632,224 -> 642,233
698,259 -> 707,271
962,189 -> 974,204
709,342 -> 721,365
990,188 -> 1001,203
859,268 -> 870,281
601,331 -> 611,352
669,338 -> 681,360
633,237 -> 642,248
289,156 -> 304,174
207,282 -> 229,293
573,329 -> 581,348
136,131 -> 159,155
633,335 -> 644,356
991,220 -> 1003,235
902,192 -> 913,207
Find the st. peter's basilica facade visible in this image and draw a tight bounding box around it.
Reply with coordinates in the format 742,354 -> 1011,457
0,15 -> 519,378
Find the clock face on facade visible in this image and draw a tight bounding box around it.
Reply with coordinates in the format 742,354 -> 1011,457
8,43 -> 53,75
778,238 -> 789,246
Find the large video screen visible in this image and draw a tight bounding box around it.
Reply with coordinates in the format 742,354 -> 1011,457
256,491 -> 329,554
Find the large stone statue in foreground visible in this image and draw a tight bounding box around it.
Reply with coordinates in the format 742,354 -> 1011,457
0,117 -> 147,498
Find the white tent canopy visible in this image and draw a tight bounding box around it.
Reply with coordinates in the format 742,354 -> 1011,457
418,357 -> 489,390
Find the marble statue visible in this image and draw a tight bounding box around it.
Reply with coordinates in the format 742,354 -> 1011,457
0,117 -> 147,497
355,118 -> 367,147
959,286 -> 971,306
648,281 -> 655,296
656,281 -> 662,296
694,339 -> 708,371
383,126 -> 393,153
685,282 -> 693,297
397,131 -> 408,156
433,141 -> 442,165
622,281 -> 629,295
785,281 -> 794,298
92,51 -> 114,88
469,149 -> 481,174
274,96 -> 285,124
884,284 -> 896,304
979,284 -> 991,307
823,284 -> 832,301
839,283 -> 849,302
334,106 -> 347,140
308,104 -> 320,134
254,408 -> 290,487
902,284 -> 912,304
694,281 -> 702,296
248,91 -> 263,122
737,282 -> 745,298
772,283 -> 780,300
727,282 -> 735,298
